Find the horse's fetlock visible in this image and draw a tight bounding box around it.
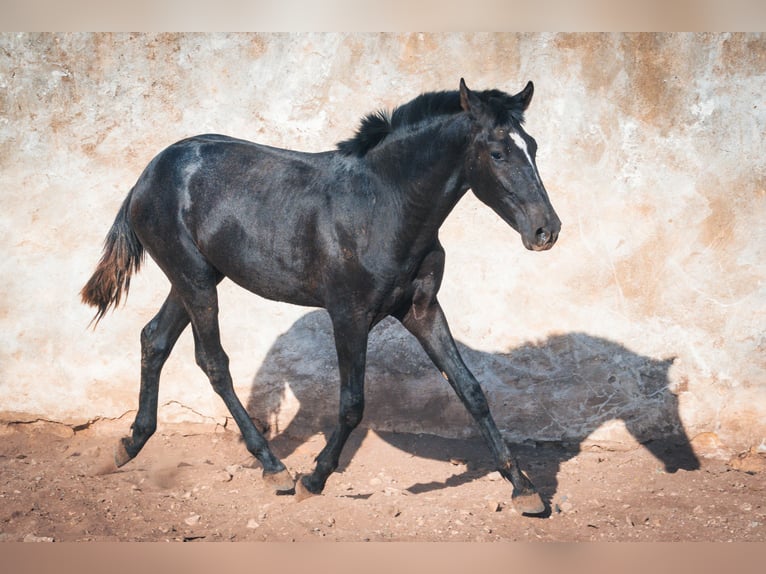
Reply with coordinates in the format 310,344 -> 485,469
133,420 -> 156,438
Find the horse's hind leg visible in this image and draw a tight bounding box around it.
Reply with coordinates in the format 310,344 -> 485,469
115,288 -> 190,467
180,283 -> 294,492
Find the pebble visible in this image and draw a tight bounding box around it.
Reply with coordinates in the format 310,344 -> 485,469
23,534 -> 54,543
246,519 -> 260,529
184,514 -> 201,526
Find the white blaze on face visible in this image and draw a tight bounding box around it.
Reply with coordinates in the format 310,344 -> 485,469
509,131 -> 531,164
509,130 -> 543,187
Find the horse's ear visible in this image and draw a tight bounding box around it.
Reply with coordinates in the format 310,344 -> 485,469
516,80 -> 534,110
459,78 -> 478,113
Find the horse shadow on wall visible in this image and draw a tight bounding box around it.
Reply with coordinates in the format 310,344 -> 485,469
244,310 -> 699,504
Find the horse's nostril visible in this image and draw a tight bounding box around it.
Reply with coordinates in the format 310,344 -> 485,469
535,227 -> 550,245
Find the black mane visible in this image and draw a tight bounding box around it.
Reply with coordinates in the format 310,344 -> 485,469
337,88 -> 527,157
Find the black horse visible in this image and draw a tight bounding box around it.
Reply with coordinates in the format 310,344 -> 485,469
81,79 -> 561,515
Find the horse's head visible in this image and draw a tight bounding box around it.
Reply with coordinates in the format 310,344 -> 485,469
460,79 -> 561,251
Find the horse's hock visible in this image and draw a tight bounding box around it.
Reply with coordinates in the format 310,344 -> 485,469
0,33 -> 764,466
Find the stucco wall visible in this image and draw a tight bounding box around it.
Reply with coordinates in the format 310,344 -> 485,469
1,33 -> 764,457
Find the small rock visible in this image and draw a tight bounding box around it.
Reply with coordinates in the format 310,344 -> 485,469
728,449 -> 766,473
184,514 -> 201,526
449,458 -> 467,466
560,501 -> 573,513
693,505 -> 704,514
225,464 -> 241,475
369,477 -> 382,486
691,432 -> 730,459
23,534 -> 54,543
487,500 -> 502,512
217,471 -> 233,483
326,517 -> 336,527
246,519 -> 260,529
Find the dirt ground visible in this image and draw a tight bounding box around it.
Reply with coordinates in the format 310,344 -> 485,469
0,419 -> 764,543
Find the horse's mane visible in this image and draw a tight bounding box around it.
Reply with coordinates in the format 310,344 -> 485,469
336,88 -> 527,157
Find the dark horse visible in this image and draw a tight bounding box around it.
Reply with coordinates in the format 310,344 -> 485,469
81,79 -> 561,515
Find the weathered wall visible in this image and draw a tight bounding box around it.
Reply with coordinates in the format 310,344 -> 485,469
1,33 -> 764,458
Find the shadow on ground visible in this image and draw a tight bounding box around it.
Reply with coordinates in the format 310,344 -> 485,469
245,311 -> 699,508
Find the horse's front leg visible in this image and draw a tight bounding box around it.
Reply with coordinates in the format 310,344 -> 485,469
298,313 -> 368,496
399,300 -> 545,515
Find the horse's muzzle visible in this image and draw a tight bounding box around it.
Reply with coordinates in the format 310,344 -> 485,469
523,222 -> 560,251
532,226 -> 558,251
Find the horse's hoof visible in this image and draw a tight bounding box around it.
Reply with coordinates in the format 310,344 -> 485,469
113,438 -> 133,468
294,475 -> 318,502
262,468 -> 295,493
512,491 -> 546,515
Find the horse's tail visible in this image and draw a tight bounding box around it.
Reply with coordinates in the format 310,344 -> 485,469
80,189 -> 144,327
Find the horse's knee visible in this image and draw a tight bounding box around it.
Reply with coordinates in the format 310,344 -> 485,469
340,395 -> 364,428
465,387 -> 490,418
194,346 -> 229,381
342,409 -> 363,429
203,363 -> 234,397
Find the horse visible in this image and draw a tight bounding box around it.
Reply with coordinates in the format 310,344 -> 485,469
81,79 -> 561,515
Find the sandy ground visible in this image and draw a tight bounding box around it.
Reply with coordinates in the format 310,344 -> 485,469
0,419 -> 764,543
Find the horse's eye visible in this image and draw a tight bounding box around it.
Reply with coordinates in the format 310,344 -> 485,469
490,151 -> 503,161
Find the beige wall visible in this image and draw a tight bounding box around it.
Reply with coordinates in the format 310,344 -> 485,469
1,33 -> 764,457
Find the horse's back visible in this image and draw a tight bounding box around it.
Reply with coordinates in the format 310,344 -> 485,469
126,133 -> 374,307
129,133 -> 338,232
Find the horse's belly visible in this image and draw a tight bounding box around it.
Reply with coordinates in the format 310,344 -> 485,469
210,251 -> 325,308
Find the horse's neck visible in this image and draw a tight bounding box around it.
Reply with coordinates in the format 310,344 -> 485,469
369,115 -> 471,236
